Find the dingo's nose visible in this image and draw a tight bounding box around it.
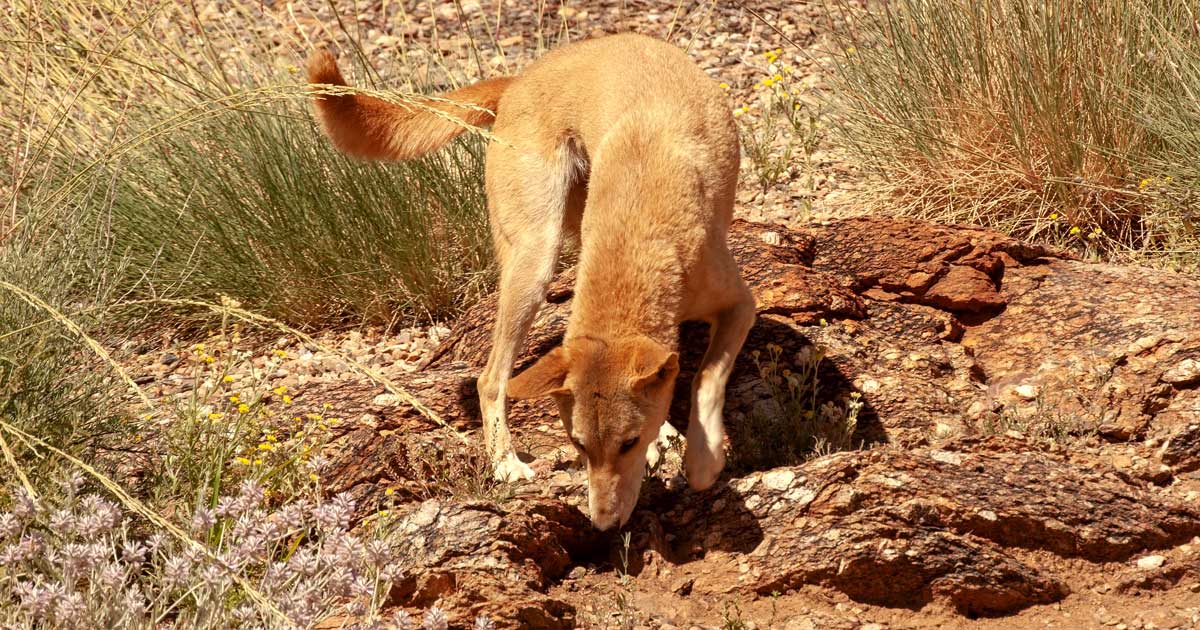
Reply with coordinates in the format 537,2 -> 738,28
590,508 -> 619,531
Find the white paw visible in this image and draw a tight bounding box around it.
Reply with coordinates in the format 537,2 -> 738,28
647,423 -> 682,470
493,452 -> 536,482
684,442 -> 725,491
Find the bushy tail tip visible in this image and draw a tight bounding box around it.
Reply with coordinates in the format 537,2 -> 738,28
306,48 -> 345,87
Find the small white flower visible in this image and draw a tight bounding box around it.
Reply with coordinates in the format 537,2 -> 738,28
423,607 -> 448,630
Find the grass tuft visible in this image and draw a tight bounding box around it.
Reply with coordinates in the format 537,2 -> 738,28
831,0 -> 1200,270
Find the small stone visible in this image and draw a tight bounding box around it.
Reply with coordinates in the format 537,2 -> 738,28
568,566 -> 586,580
161,352 -> 179,366
372,393 -> 398,406
930,450 -> 963,465
1136,554 -> 1165,570
1014,384 -> 1039,400
1163,359 -> 1200,386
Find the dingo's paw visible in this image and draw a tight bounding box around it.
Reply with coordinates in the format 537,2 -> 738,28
493,453 -> 536,482
684,441 -> 725,491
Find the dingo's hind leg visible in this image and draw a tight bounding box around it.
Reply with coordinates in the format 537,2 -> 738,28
476,141 -> 578,482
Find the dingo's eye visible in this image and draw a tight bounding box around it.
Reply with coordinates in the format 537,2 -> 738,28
618,437 -> 639,455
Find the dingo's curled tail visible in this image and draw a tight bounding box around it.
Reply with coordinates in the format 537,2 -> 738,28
306,49 -> 512,161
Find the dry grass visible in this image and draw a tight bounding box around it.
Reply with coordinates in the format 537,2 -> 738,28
830,0 -> 1200,271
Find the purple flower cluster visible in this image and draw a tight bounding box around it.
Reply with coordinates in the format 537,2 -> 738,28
0,476 -> 492,629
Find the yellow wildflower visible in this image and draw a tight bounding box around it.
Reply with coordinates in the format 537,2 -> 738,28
266,433 -> 278,442
222,375 -> 234,383
1139,177 -> 1153,190
733,107 -> 746,117
385,488 -> 395,496
208,412 -> 224,421
1049,213 -> 1059,220
236,457 -> 251,465
773,73 -> 783,82
258,442 -> 274,451
718,82 -> 730,90
273,349 -> 288,358
762,78 -> 775,87
253,459 -> 263,466
309,473 -> 319,482
273,385 -> 287,396
283,395 -> 293,405
846,46 -> 857,54
322,402 -> 332,410
229,395 -> 240,403
1069,226 -> 1081,235
238,403 -> 250,414
192,343 -> 205,352
203,356 -> 215,364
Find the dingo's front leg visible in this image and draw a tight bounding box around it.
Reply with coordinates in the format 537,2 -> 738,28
685,285 -> 755,490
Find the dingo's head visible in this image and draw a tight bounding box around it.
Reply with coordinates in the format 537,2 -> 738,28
508,335 -> 679,530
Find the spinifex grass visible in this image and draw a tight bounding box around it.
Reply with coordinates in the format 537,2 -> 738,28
830,0 -> 1200,270
4,1 -> 496,331
105,103 -> 492,328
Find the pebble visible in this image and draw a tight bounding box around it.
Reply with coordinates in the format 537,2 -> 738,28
1136,554 -> 1165,570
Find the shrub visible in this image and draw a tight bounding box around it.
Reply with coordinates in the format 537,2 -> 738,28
831,0 -> 1200,270
730,343 -> 863,473
0,472 -> 492,629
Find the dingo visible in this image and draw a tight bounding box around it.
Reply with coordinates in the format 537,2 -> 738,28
308,33 -> 754,530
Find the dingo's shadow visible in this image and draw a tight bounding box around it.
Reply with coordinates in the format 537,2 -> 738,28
667,316 -> 886,477
586,315 -> 886,575
587,475 -> 766,576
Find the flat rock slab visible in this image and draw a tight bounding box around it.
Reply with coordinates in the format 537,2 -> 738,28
307,217 -> 1200,626
397,216 -> 1200,456
376,438 -> 1200,625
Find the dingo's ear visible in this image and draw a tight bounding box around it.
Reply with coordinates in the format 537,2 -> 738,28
509,347 -> 570,399
631,338 -> 679,391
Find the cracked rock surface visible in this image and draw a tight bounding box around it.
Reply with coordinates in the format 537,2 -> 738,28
305,217 -> 1200,628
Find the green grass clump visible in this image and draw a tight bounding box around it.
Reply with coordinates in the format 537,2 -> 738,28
105,104 -> 492,328
831,0 -> 1200,270
0,192 -> 130,484
4,1 -> 495,332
